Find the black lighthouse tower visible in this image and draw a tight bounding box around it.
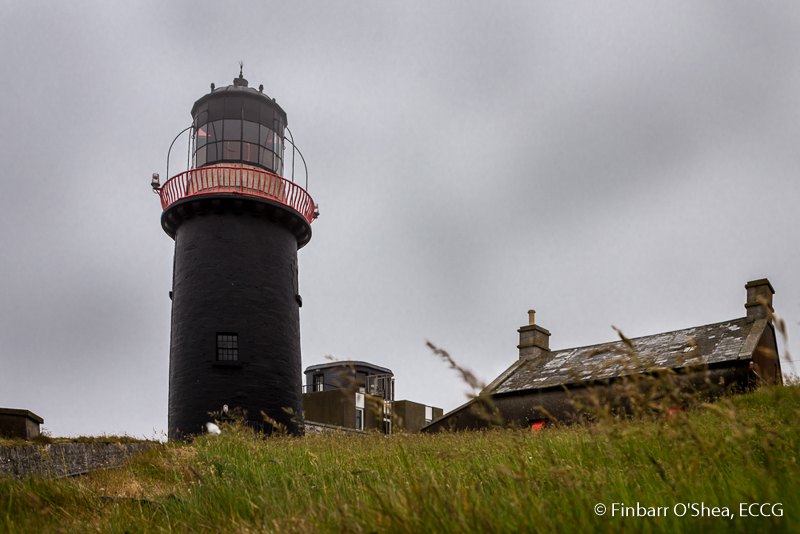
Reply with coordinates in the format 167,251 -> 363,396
155,71 -> 315,438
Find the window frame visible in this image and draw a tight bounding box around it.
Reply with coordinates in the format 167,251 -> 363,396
216,332 -> 239,362
355,407 -> 364,431
312,374 -> 324,392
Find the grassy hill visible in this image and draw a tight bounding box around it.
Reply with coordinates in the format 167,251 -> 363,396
2,385 -> 798,533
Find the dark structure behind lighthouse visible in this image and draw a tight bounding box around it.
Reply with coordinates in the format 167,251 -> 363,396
155,71 -> 316,438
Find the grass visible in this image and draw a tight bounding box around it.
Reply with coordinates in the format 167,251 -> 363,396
1,384 -> 798,533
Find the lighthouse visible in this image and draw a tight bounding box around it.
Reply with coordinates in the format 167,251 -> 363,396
154,69 -> 316,438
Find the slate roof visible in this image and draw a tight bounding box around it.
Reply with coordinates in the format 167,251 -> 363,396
490,317 -> 768,395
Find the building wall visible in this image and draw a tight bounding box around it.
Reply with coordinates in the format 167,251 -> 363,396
0,415 -> 27,440
423,362 -> 753,433
431,407 -> 444,424
393,400 -> 423,433
303,390 -> 388,432
393,401 -> 443,433
303,389 -> 355,429
753,323 -> 782,385
24,418 -> 39,440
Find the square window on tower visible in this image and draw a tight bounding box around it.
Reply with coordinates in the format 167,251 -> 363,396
216,333 -> 239,361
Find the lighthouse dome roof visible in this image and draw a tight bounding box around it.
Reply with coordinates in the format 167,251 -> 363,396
190,72 -> 287,123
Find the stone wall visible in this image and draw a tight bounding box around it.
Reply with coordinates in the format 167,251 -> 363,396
0,442 -> 159,479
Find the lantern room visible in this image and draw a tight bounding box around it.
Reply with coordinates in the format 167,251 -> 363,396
191,70 -> 287,175
155,68 -> 317,241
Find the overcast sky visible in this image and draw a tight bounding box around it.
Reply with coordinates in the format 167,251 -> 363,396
1,1 -> 798,438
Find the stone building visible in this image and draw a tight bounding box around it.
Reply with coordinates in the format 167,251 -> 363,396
0,408 -> 43,440
424,278 -> 782,432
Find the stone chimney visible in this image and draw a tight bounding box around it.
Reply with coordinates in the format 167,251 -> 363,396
744,278 -> 774,323
518,309 -> 551,360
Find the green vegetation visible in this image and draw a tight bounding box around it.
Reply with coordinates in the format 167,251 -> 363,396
1,385 -> 798,533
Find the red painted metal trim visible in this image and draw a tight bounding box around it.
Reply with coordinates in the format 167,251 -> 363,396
159,166 -> 315,224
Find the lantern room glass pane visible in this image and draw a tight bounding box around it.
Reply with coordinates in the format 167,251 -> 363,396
223,141 -> 241,160
195,146 -> 206,167
243,121 -> 259,144
196,125 -> 207,148
207,120 -> 223,143
260,125 -> 274,150
259,147 -> 273,170
242,142 -> 257,164
206,142 -> 218,161
224,119 -> 241,141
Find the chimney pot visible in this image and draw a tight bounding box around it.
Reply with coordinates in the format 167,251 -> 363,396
528,310 -> 536,325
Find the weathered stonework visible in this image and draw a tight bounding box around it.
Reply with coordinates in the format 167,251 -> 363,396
0,442 -> 159,479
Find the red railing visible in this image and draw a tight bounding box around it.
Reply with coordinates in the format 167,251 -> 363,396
159,166 -> 316,224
